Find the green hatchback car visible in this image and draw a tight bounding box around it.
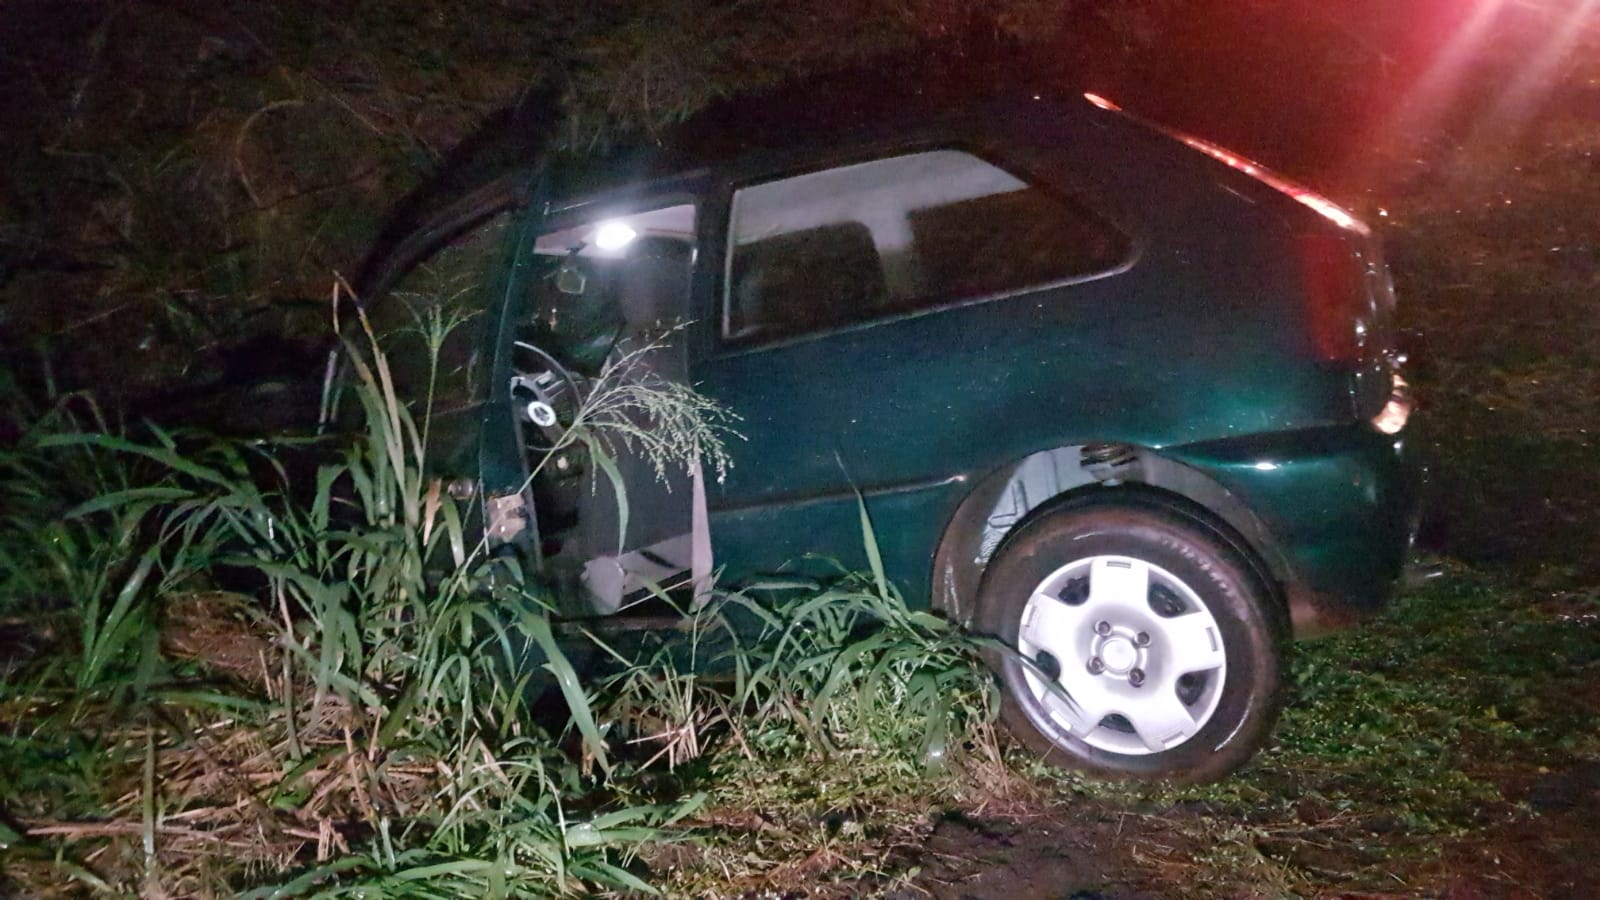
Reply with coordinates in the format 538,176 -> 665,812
352,88 -> 1420,783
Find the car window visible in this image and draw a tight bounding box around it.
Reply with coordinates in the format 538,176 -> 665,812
525,203 -> 697,373
374,212 -> 509,421
724,150 -> 1126,342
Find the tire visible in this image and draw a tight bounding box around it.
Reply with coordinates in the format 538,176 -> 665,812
974,498 -> 1285,784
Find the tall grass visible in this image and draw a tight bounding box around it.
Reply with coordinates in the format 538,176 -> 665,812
0,298 -> 697,895
594,502 -> 1001,797
0,293 -> 1001,896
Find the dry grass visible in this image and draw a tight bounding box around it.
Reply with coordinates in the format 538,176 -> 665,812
4,595 -> 451,897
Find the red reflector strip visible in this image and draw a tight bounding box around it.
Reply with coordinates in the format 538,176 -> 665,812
1079,93 -> 1368,235
1175,134 -> 1370,236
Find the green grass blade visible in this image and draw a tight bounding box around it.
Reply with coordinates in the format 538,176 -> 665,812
523,610 -> 611,778
856,494 -> 888,601
584,434 -> 629,554
64,486 -> 195,519
79,547 -> 158,689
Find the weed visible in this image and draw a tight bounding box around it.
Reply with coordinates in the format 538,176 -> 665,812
0,298 -> 710,895
591,512 -> 1006,892
2,273 -> 999,896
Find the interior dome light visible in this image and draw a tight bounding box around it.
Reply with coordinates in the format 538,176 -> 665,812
593,221 -> 637,251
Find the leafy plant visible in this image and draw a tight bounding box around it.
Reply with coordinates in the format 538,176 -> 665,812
598,500 -> 1000,784
0,290 -> 719,896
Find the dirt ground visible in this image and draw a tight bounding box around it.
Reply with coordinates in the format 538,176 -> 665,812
887,769 -> 1600,898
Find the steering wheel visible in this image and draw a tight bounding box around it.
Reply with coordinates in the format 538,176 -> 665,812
510,340 -> 585,451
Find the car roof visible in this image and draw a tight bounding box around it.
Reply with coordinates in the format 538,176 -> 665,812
542,76 -> 1096,201
355,67 -> 1101,298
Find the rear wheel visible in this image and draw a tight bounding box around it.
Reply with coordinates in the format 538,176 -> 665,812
976,500 -> 1284,784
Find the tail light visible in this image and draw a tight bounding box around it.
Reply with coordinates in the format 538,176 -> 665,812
1297,234 -> 1368,366
1371,373 -> 1412,435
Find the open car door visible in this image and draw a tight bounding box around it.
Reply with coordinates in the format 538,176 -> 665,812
489,199 -> 713,615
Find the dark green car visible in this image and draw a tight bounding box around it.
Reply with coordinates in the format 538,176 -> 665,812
355,89 -> 1420,783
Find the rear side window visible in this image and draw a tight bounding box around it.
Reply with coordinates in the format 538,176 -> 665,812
724,150 -> 1125,342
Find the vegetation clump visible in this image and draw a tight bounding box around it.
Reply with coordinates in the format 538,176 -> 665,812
0,305 -> 1004,895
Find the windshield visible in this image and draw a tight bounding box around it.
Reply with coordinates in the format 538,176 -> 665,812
522,203 -> 697,372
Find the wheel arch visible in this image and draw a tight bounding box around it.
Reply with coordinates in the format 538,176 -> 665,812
930,443 -> 1292,626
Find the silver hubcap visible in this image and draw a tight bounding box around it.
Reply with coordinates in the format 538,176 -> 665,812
1016,555 -> 1227,755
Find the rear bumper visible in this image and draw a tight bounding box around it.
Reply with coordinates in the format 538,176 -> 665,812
1170,421 -> 1423,638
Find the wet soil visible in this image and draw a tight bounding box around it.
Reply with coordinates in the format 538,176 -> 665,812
887,810 -> 1148,900
886,781 -> 1600,899
1426,763 -> 1600,898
